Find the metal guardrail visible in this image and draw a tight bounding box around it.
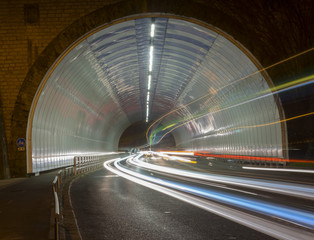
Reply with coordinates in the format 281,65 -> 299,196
52,170 -> 63,240
52,154 -> 123,239
52,166 -> 77,240
73,155 -> 107,175
53,191 -> 60,240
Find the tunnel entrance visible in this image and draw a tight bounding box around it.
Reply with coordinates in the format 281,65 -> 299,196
24,15 -> 287,174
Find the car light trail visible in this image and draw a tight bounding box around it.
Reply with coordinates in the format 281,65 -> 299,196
152,106 -> 313,147
242,166 -> 314,173
129,153 -> 314,200
193,152 -> 314,164
146,48 -> 314,144
158,151 -> 195,156
150,152 -> 196,163
117,159 -> 314,229
194,152 -> 314,164
104,157 -> 314,239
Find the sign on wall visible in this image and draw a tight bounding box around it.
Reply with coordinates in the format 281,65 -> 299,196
16,138 -> 26,151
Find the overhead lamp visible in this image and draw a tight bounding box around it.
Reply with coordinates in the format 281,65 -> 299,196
148,75 -> 151,90
147,91 -> 150,102
149,46 -> 153,72
146,20 -> 155,123
150,23 -> 155,37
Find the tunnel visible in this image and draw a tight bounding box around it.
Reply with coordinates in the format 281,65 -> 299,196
1,2 -> 314,239
26,16 -> 287,173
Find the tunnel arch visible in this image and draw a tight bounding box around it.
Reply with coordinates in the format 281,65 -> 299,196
10,0 -> 290,175
27,15 -> 287,173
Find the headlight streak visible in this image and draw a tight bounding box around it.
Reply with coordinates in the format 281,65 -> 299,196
148,152 -> 196,163
103,158 -> 314,240
122,157 -> 314,228
158,151 -> 195,156
131,155 -> 258,196
104,157 -> 314,238
193,152 -> 314,164
243,166 -> 314,173
129,153 -> 314,200
146,48 -> 314,145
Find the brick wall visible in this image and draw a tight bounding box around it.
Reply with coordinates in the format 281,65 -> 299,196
0,0 -> 123,176
0,0 -> 118,146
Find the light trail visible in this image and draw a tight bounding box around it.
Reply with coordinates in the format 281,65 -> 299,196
157,151 -> 195,156
155,109 -> 313,147
103,158 -> 314,240
104,156 -> 314,239
140,151 -> 196,163
243,166 -> 314,173
129,153 -> 314,200
193,151 -> 314,164
149,77 -> 313,146
146,48 -> 314,145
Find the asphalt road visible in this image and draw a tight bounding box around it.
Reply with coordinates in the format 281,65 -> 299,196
70,168 -> 275,240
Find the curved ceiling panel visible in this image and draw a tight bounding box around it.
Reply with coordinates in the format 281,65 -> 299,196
29,16 -> 286,173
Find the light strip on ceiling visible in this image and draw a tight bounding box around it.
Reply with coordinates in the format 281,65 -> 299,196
149,46 -> 154,72
146,21 -> 155,123
150,23 -> 155,37
148,74 -> 151,90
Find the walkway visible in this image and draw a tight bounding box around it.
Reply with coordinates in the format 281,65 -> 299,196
0,171 -> 57,240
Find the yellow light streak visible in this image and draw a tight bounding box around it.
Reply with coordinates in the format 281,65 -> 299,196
146,48 -> 314,144
156,112 -> 314,145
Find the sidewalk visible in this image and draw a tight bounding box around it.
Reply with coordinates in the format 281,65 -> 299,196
0,171 -> 58,240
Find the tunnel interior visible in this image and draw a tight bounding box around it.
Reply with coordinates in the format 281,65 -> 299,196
118,121 -> 176,151
27,16 -> 286,173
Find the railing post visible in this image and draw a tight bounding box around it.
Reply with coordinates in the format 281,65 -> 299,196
57,170 -> 62,192
54,191 -> 60,240
74,156 -> 77,175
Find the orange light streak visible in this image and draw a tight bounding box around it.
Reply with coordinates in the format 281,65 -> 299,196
194,152 -> 314,164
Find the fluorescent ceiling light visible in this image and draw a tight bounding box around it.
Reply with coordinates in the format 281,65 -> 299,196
149,46 -> 153,72
148,75 -> 151,90
146,21 -> 155,123
150,23 -> 155,37
147,92 -> 150,102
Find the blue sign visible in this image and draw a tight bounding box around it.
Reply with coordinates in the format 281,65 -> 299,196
16,138 -> 26,148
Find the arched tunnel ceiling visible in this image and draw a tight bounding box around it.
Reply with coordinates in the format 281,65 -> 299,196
30,16 -> 285,172
79,17 -> 220,122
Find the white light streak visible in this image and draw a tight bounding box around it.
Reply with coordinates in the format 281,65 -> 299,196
127,154 -> 314,200
159,151 -> 195,156
243,166 -> 314,173
104,157 -> 314,240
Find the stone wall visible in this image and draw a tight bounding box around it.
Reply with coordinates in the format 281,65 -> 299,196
0,0 -> 119,177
